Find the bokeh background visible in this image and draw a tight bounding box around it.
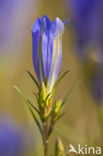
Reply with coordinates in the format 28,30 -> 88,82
0,0 -> 103,155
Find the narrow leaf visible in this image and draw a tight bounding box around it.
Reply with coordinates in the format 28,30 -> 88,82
62,78 -> 82,105
45,77 -> 48,88
56,112 -> 65,122
54,70 -> 69,89
14,85 -> 43,139
33,92 -> 39,102
27,103 -> 44,139
27,100 -> 40,115
27,71 -> 40,89
45,93 -> 51,101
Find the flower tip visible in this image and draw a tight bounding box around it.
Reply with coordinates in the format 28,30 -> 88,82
53,17 -> 65,34
41,15 -> 49,20
31,17 -> 42,33
55,17 -> 64,25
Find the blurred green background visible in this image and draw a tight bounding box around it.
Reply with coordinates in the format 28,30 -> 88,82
0,0 -> 103,155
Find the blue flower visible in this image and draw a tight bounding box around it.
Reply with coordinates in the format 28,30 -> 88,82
66,0 -> 103,58
65,0 -> 103,102
32,15 -> 65,93
0,117 -> 24,156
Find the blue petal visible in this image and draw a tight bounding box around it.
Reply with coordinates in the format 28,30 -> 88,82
42,17 -> 64,87
41,15 -> 51,31
49,17 -> 64,76
32,16 -> 52,82
48,17 -> 64,92
32,17 -> 42,81
42,16 -> 53,79
50,17 -> 64,39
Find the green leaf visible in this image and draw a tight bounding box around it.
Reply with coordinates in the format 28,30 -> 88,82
27,100 -> 40,115
27,71 -> 40,89
33,92 -> 39,102
62,78 -> 82,106
56,112 -> 65,122
45,77 -> 48,88
14,85 -> 43,139
45,93 -> 51,101
53,70 -> 69,90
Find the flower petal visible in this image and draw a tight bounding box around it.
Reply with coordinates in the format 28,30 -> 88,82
32,17 -> 43,82
42,16 -> 54,79
48,18 -> 64,93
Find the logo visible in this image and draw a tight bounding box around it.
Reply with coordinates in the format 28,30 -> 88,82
68,144 -> 101,155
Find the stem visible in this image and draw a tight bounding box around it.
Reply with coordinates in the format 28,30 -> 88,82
44,139 -> 49,156
48,121 -> 55,137
43,121 -> 49,156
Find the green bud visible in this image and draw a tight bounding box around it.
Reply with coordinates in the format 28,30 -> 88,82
54,98 -> 62,113
44,98 -> 52,118
52,98 -> 62,121
55,137 -> 64,156
39,82 -> 53,119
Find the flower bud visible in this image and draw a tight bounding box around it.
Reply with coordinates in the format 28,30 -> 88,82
55,137 -> 64,156
52,98 -> 62,121
32,15 -> 65,94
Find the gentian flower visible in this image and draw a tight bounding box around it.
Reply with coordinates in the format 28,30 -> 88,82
0,117 -> 24,156
66,0 -> 103,59
65,0 -> 103,102
32,15 -> 65,93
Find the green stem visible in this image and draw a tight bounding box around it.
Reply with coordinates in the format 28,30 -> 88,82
43,121 -> 49,156
44,139 -> 49,156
